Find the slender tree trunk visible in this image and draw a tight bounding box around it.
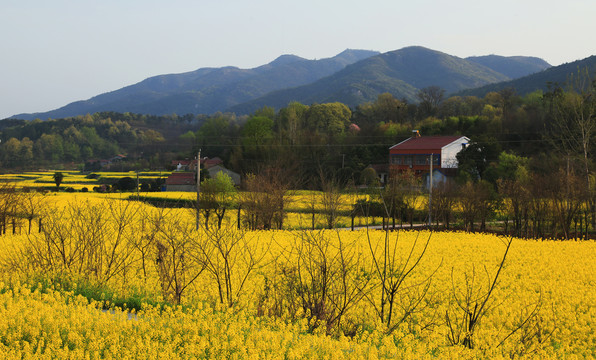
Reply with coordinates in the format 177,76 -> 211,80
237,205 -> 241,229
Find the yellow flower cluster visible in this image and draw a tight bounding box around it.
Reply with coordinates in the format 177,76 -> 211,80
0,284 -> 442,359
0,195 -> 594,358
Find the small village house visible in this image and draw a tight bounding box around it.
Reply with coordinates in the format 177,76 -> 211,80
389,131 -> 469,188
165,157 -> 240,191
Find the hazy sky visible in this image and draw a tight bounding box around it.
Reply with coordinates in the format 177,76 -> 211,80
1,0 -> 594,119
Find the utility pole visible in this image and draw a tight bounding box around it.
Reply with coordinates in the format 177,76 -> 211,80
428,153 -> 433,228
196,150 -> 201,230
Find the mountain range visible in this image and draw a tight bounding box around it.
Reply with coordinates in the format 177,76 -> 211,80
10,46 -> 571,120
456,54 -> 596,97
229,47 -> 551,114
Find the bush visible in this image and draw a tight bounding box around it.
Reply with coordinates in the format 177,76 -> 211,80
140,182 -> 150,192
115,177 -> 137,192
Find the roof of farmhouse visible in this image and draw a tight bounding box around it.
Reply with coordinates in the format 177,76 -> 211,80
390,135 -> 468,151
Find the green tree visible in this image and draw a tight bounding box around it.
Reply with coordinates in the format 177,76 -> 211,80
35,134 -> 64,162
306,102 -> 352,142
1,138 -> 21,166
179,131 -> 196,147
115,177 -> 137,192
197,114 -> 238,159
200,172 -> 237,229
276,102 -> 308,145
456,138 -> 501,183
494,151 -> 529,182
241,115 -> 274,147
253,106 -> 275,120
53,172 -> 64,189
19,137 -> 34,163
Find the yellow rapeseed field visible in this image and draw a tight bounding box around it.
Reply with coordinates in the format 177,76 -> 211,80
0,195 -> 594,359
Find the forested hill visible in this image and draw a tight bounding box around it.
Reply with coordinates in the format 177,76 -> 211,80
456,55 -> 596,97
10,49 -> 379,121
9,47 -> 552,120
465,55 -> 550,79
228,47 -> 548,114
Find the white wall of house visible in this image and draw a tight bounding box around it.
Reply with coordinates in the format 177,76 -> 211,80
440,137 -> 469,168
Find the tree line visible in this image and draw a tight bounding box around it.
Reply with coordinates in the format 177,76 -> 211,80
1,72 -> 594,231
0,85 -> 577,177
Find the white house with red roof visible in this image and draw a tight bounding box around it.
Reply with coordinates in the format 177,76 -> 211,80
389,132 -> 469,185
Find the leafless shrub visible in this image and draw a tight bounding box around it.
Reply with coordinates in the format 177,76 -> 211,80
263,230 -> 369,335
320,177 -> 343,229
497,293 -> 558,357
152,211 -> 205,304
459,180 -> 497,232
193,225 -> 269,307
16,190 -> 46,234
365,228 -> 439,334
445,237 -> 513,349
241,169 -> 290,230
431,181 -> 458,229
0,183 -> 18,235
547,168 -> 587,239
11,200 -> 139,287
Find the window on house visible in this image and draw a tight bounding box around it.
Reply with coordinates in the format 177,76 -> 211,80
403,156 -> 412,165
415,155 -> 427,165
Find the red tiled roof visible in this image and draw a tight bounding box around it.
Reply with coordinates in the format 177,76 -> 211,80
390,136 -> 467,151
165,172 -> 195,185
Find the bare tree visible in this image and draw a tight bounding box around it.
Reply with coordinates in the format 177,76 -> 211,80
320,175 -> 343,229
431,181 -> 458,229
547,168 -> 586,239
381,176 -> 406,229
17,190 -> 46,234
417,86 -> 445,117
497,178 -> 530,236
445,236 -> 550,352
462,180 -> 497,232
0,183 -> 18,235
193,225 -> 268,307
129,205 -> 166,279
365,228 -> 438,334
266,230 -> 369,335
527,174 -> 552,239
153,211 -> 205,304
14,200 -> 139,286
241,168 -> 291,230
393,170 -> 423,228
445,237 -> 512,349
